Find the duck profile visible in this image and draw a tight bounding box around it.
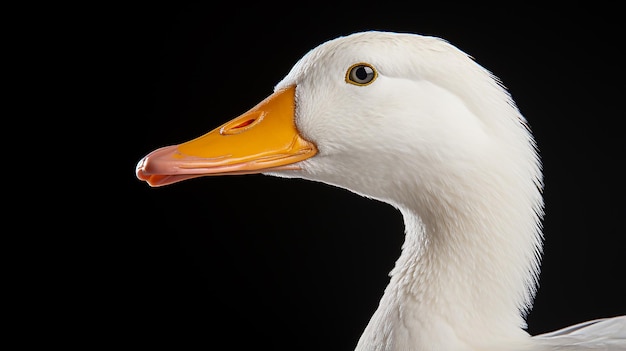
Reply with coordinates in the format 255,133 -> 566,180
136,31 -> 625,350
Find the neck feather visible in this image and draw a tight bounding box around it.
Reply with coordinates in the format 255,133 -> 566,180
356,163 -> 544,350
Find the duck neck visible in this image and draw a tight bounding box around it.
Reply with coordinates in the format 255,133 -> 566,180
357,183 -> 543,350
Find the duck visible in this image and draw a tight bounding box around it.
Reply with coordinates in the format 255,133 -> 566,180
136,31 -> 625,350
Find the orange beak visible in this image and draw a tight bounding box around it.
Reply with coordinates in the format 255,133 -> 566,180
136,86 -> 317,187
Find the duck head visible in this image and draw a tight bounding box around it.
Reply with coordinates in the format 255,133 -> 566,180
137,31 -> 539,210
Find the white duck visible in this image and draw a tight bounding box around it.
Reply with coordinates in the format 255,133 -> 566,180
136,31 -> 625,350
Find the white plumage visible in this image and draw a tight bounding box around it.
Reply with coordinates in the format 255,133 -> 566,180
136,31 -> 625,350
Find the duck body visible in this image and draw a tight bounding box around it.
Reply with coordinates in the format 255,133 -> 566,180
136,31 -> 625,350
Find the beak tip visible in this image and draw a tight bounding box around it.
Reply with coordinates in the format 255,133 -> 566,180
135,157 -> 154,185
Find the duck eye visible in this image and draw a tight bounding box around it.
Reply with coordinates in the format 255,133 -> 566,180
346,63 -> 377,86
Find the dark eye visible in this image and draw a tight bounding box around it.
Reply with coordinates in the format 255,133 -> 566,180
346,63 -> 377,86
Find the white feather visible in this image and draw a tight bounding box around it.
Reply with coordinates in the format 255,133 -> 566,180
262,31 -> 625,350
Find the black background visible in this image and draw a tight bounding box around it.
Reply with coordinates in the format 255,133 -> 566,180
74,3 -> 625,349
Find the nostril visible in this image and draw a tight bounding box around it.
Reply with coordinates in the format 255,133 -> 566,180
220,111 -> 265,135
233,119 -> 256,129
